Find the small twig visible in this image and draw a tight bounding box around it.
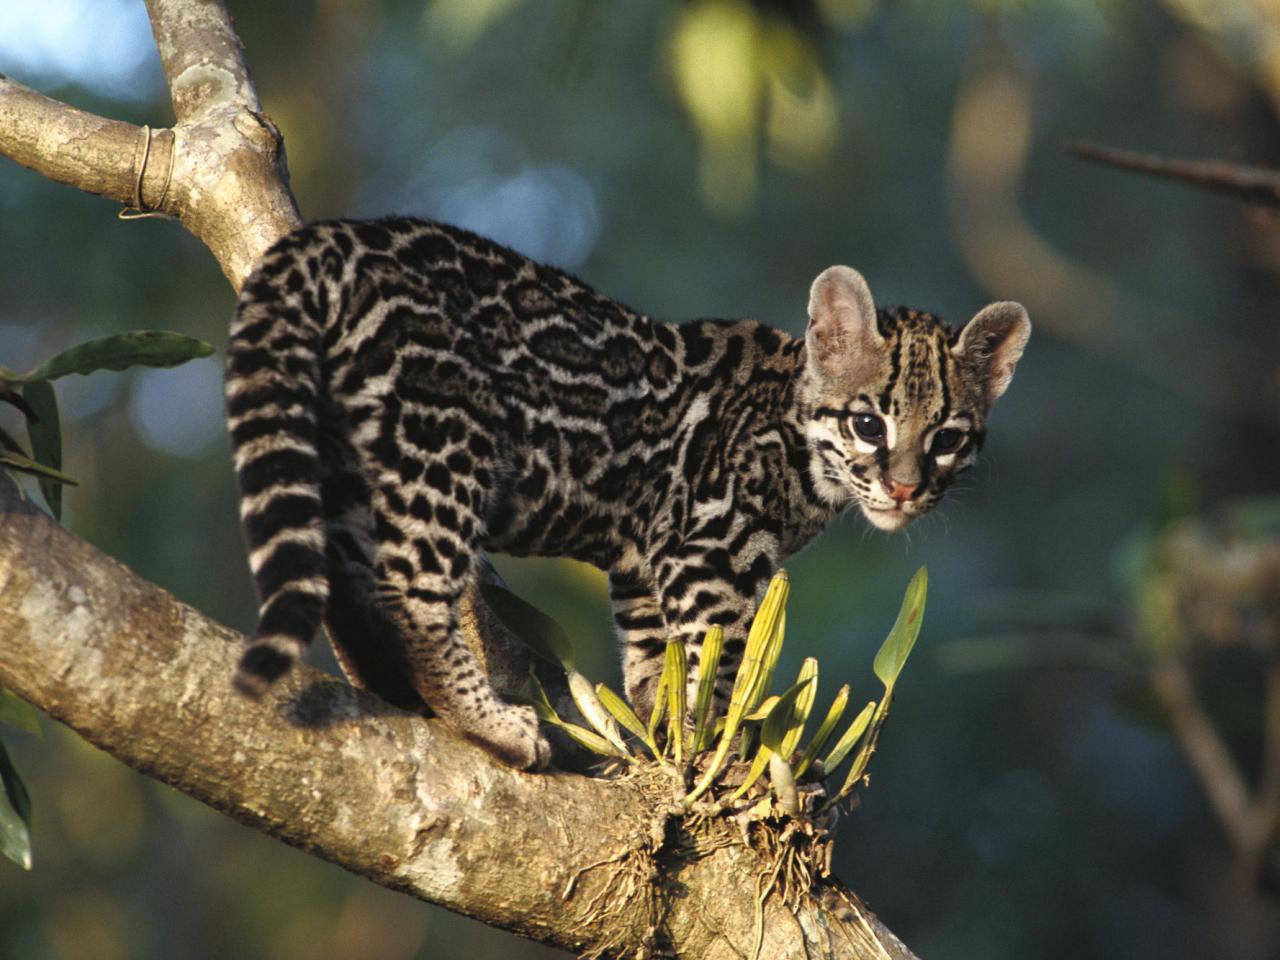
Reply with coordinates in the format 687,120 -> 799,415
1253,663 -> 1280,864
1065,140 -> 1280,208
1150,660 -> 1256,856
1261,663 -> 1280,803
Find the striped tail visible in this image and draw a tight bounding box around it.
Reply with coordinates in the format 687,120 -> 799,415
225,252 -> 329,698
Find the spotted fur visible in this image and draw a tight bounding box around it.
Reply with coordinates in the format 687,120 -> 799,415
226,218 -> 1029,769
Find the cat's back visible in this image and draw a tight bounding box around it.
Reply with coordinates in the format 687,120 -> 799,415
329,217 -> 653,334
264,217 -> 677,391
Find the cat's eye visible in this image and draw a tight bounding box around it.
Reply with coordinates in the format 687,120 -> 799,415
851,413 -> 886,443
931,428 -> 965,455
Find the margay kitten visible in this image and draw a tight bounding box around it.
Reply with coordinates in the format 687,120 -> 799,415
227,217 -> 1030,769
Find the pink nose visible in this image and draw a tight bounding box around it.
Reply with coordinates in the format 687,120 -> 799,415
882,479 -> 917,503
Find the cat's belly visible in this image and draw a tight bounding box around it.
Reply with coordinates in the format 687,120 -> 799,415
481,484 -> 637,570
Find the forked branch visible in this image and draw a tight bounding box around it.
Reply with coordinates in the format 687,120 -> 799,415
0,0 -> 299,287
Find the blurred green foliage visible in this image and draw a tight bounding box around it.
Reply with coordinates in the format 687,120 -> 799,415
1,330 -> 213,518
2,0 -> 1279,957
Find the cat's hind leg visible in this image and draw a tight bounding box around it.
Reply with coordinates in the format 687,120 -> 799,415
356,422 -> 550,770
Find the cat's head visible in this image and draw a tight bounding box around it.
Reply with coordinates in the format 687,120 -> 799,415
800,265 -> 1030,531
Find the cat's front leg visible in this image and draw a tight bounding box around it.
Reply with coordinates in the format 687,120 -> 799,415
641,541 -> 779,723
609,570 -> 672,721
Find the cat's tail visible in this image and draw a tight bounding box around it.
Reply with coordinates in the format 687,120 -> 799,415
225,235 -> 330,698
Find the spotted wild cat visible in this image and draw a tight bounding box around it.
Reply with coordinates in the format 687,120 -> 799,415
226,217 -> 1030,769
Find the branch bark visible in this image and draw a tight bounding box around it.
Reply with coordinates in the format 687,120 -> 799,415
0,75 -> 154,205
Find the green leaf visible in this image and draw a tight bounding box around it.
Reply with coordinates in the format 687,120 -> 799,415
837,693 -> 893,802
519,677 -> 562,724
664,640 -> 688,766
23,331 -> 214,382
480,583 -> 575,670
596,683 -> 658,756
820,568 -> 931,807
0,689 -> 41,739
648,656 -> 669,745
820,699 -> 876,774
759,676 -> 815,753
567,670 -> 630,756
0,450 -> 78,486
765,659 -> 817,762
691,626 -> 724,753
684,570 -> 790,805
873,566 -> 927,690
520,678 -> 626,758
22,380 -> 63,520
726,673 -> 817,804
728,748 -> 773,804
794,683 -> 848,779
744,694 -> 780,722
0,738 -> 32,870
556,721 -> 629,757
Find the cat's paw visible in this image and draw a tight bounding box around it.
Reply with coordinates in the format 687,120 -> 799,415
468,702 -> 551,771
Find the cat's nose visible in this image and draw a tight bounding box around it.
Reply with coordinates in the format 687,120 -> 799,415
882,479 -> 917,503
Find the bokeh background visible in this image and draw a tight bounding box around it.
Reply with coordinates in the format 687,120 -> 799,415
3,0 -> 1279,957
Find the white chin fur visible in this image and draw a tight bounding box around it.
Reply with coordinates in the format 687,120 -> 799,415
860,503 -> 916,531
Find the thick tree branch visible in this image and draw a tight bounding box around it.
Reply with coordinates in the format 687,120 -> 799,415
137,0 -> 301,284
0,75 -> 163,207
145,0 -> 263,123
0,477 -> 913,959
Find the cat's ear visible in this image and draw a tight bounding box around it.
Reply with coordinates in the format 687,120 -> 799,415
806,266 -> 881,377
953,301 -> 1031,405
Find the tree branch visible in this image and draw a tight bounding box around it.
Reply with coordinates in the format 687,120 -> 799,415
0,74 -> 160,207
946,52 -> 1280,424
0,477 -> 913,959
145,0 -> 263,123
1065,140 -> 1280,208
1150,660 -> 1256,855
0,2 -> 299,288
